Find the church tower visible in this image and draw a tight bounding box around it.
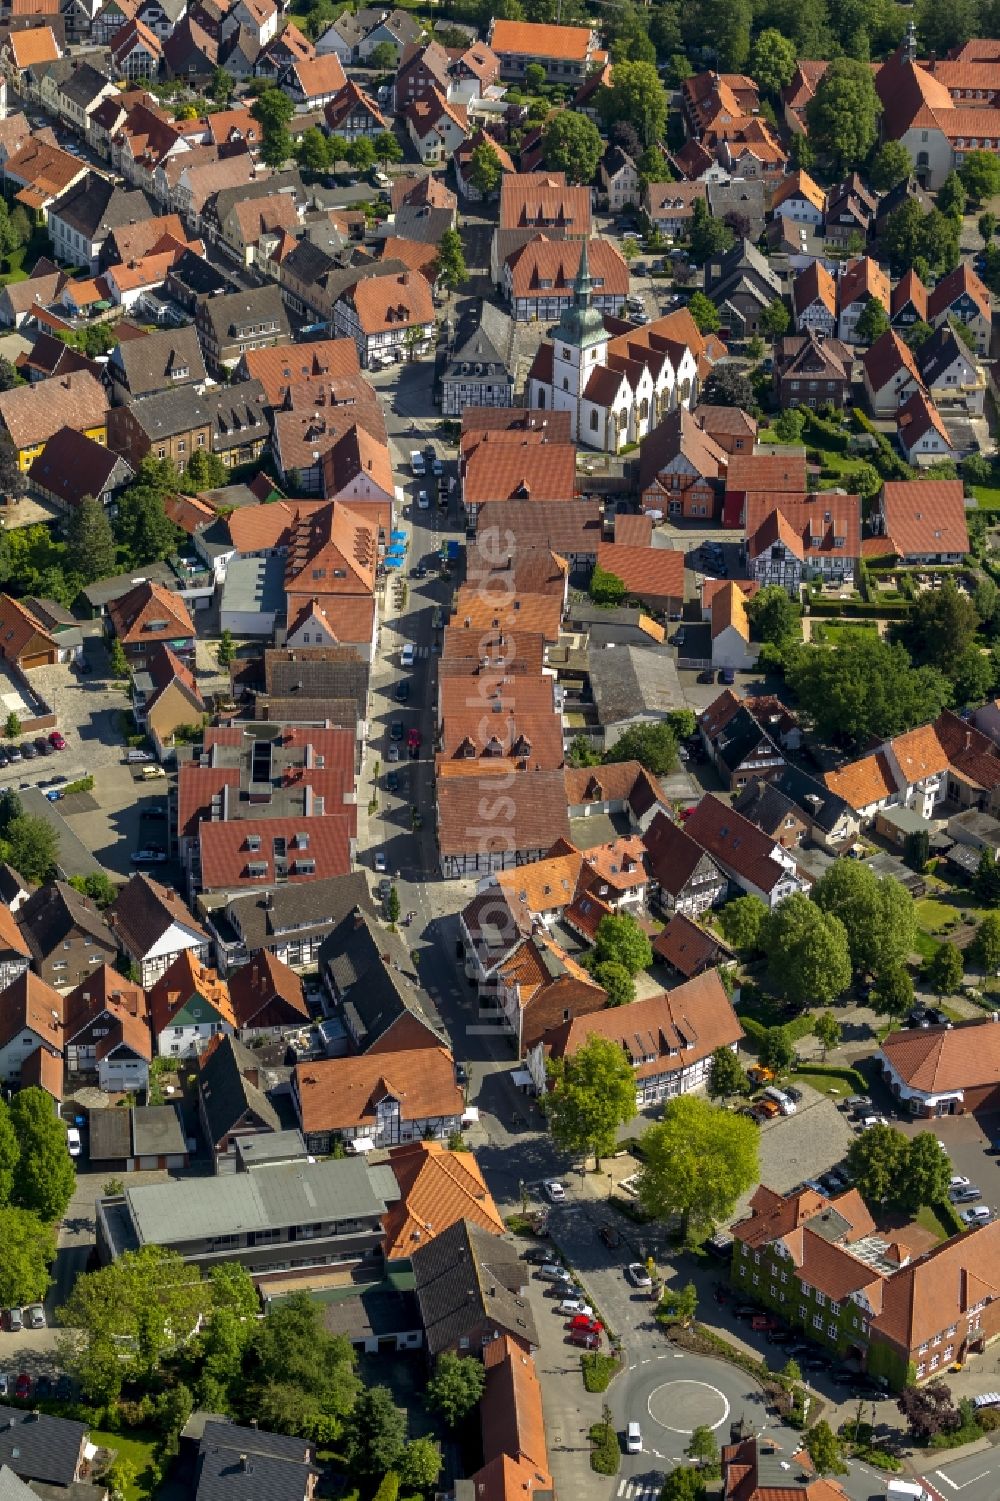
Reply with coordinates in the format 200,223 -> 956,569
551,239 -> 609,439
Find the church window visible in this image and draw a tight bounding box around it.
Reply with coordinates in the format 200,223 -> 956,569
562,377 -> 569,390
537,390 -> 545,408
589,409 -> 599,431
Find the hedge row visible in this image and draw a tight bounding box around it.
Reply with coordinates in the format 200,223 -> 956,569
739,1012 -> 816,1045
588,1422 -> 620,1476
933,1196 -> 966,1237
806,600 -> 911,619
792,1062 -> 869,1091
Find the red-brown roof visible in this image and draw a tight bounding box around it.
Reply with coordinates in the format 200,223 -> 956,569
879,478 -> 969,558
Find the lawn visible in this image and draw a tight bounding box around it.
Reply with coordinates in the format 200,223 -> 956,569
913,896 -> 968,936
789,1068 -> 862,1100
758,418 -> 876,488
914,1204 -> 951,1242
972,484 -> 1000,510
89,1430 -> 160,1501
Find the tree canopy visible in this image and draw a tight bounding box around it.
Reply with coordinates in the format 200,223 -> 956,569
8,1088 -> 76,1222
787,631 -> 950,747
637,1095 -> 759,1239
542,112 -> 603,183
598,61 -> 668,147
546,1033 -> 637,1163
603,721 -> 677,773
0,1207 -> 55,1308
870,141 -> 913,192
593,912 -> 653,975
749,28 -> 797,97
847,1125 -> 950,1213
763,894 -> 851,1007
805,57 -> 881,174
812,860 -> 916,976
718,895 -> 767,952
426,1353 -> 486,1427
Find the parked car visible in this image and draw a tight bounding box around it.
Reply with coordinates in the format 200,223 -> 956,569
626,1262 -> 652,1288
131,850 -> 167,864
7,1307 -> 22,1332
15,1373 -> 31,1400
570,1315 -> 603,1335
569,1327 -> 601,1348
557,1297 -> 592,1317
376,877 -> 392,902
373,851 -> 387,873
949,1175 -> 971,1191
537,1263 -> 573,1283
35,1375 -> 53,1399
390,720 -> 404,741
626,1422 -> 642,1454
26,1304 -> 46,1330
961,1206 -> 991,1225
544,1180 -> 566,1203
19,742 -> 37,759
522,1246 -> 551,1264
950,1186 -> 982,1204
55,1374 -> 73,1401
386,771 -> 399,793
34,738 -> 53,756
48,731 -> 65,750
395,680 -> 410,702
66,1127 -> 82,1158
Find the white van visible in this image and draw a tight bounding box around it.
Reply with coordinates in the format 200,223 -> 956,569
401,643 -> 415,668
763,1086 -> 796,1116
626,1423 -> 642,1454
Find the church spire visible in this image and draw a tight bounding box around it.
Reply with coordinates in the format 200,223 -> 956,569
574,237 -> 594,308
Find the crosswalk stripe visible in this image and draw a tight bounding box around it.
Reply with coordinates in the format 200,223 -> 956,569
617,1482 -> 627,1497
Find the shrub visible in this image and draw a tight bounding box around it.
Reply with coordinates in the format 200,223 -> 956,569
792,1063 -> 869,1091
589,1420 -> 620,1475
582,1353 -> 621,1392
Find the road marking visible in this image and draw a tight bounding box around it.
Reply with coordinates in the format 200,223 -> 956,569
617,1482 -> 626,1496
934,1471 -> 991,1491
647,1380 -> 731,1435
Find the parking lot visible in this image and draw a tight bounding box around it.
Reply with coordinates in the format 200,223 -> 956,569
900,1108 -> 1000,1227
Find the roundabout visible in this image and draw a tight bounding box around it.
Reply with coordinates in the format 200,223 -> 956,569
646,1378 -> 731,1435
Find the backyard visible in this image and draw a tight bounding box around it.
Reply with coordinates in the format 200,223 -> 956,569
757,414 -> 880,489
89,1429 -> 160,1501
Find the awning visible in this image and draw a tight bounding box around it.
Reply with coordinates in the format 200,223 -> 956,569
346,1137 -> 377,1154
390,530 -> 407,543
511,1068 -> 533,1090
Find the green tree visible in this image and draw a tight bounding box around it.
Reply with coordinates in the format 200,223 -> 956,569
590,564 -> 627,606
974,846 -> 1000,904
108,637 -> 129,680
660,1470 -> 706,1501
749,27 -> 797,97
687,291 -> 721,334
667,708 -> 697,741
938,169 -> 968,220
107,1460 -> 137,1501
250,1292 -> 358,1438
217,629 -> 236,668
547,1032 -> 637,1164
251,88 -> 295,169
760,298 -> 790,339
114,460 -> 181,564
638,1096 -> 759,1239
903,828 -> 931,872
804,1421 -> 848,1476
210,65 -> 234,104
65,495 -> 116,585
525,61 -> 546,91
3,710 -> 20,739
348,136 -> 377,172
718,895 -> 767,952
598,60 -> 668,147
0,1206 -> 53,1306
0,789 -> 21,835
812,861 -> 916,977
346,1386 -> 407,1478
688,197 -> 735,265
870,964 -> 914,1027
374,131 -> 403,164
904,319 -> 935,351
870,141 -> 913,192
902,577 -> 980,686
594,960 -> 635,1007
603,721 -> 677,774
437,228 -> 468,292
568,735 -> 601,767
774,407 -> 806,443
426,1352 -> 486,1427
369,40 -> 398,69
971,912 -> 1000,973
763,893 -> 852,1007
760,1026 -> 795,1074
700,0 -> 751,68
707,1046 -> 749,1100
813,1010 -> 841,1060
746,584 -> 801,645
701,361 -> 752,409
296,126 -> 332,175
915,0 -> 978,53
3,815 -> 59,884
68,872 -> 118,908
469,140 -> 503,197
979,211 -> 997,246
0,1098 -> 18,1206
387,886 -> 400,924
0,357 -> 22,391
787,631 -> 950,748
593,912 -> 653,975
399,1439 -> 442,1493
805,57 -> 881,174
686,1425 -> 720,1476
928,940 -> 963,995
542,112 -> 603,183
846,1122 -> 910,1205
958,150 -> 1000,206
855,295 -> 890,345
8,1089 -> 76,1222
897,1133 -> 951,1213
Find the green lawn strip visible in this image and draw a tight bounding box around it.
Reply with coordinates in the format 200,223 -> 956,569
789,1068 -> 864,1099
913,930 -> 941,963
972,484 -> 1000,510
89,1430 -> 160,1501
913,1204 -> 950,1242
582,1352 -> 622,1392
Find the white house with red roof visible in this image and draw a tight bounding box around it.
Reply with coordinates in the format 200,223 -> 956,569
873,478 -> 969,564
744,492 -> 861,595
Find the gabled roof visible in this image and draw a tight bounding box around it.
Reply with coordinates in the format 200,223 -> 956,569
383,1140 -> 504,1261
197,1031 -> 281,1146
0,369 -> 107,452
862,327 -> 923,394
824,751 -> 897,811
17,880 -> 114,966
0,968 -> 64,1052
770,169 -> 825,215
411,1217 -> 539,1354
0,593 -> 58,662
927,258 -> 991,325
897,388 -> 951,452
683,794 -> 793,893
643,809 -> 719,898
109,871 -> 207,960
295,1045 -> 462,1133
652,910 -> 731,977
838,255 -> 890,314
891,268 -> 928,323
879,478 -> 969,557
489,17 -> 592,60
792,261 -> 836,320
107,579 -> 194,645
147,951 -> 236,1038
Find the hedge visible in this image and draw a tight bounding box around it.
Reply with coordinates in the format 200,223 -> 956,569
739,1012 -> 816,1046
932,1196 -> 966,1237
589,1422 -> 620,1476
806,600 -> 911,619
792,1062 -> 868,1091
582,1353 -> 621,1393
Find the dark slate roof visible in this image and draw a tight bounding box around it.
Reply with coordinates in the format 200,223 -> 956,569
443,301 -> 513,388
318,908 -> 444,1049
705,182 -> 767,240
48,173 -> 151,241
126,379 -> 268,450
16,880 -> 115,963
0,1409 -> 88,1487
199,286 -> 289,346
917,325 -> 968,386
209,172 -> 307,234
198,1034 -> 280,1149
393,202 -> 454,245
109,324 -> 206,398
704,234 -> 779,301
0,863 -> 27,906
282,236 -> 338,289
195,1423 -> 315,1501
265,654 -> 370,705
732,778 -> 800,838
756,762 -> 851,838
59,61 -> 112,110
411,1219 -> 538,1355
706,704 -> 778,775
167,247 -> 234,299
221,871 -> 373,952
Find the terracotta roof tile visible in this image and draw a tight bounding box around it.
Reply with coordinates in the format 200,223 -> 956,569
596,542 -> 684,603
383,1140 -> 504,1260
823,751 -> 896,811
489,18 -> 592,60
147,951 -> 235,1038
862,328 -> 923,395
879,478 -> 969,558
295,1045 -> 462,1133
0,369 -> 107,453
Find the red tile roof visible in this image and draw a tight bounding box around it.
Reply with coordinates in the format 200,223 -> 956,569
879,478 -> 969,558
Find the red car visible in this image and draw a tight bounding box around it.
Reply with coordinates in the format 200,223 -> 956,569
570,1315 -> 603,1334
569,1328 -> 601,1348
15,1372 -> 31,1400
48,732 -> 66,750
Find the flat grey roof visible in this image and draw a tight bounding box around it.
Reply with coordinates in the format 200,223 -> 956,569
89,1109 -> 131,1161
19,787 -> 104,878
235,1129 -> 308,1167
125,1156 -> 388,1245
132,1104 -> 187,1157
220,554 -> 286,615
